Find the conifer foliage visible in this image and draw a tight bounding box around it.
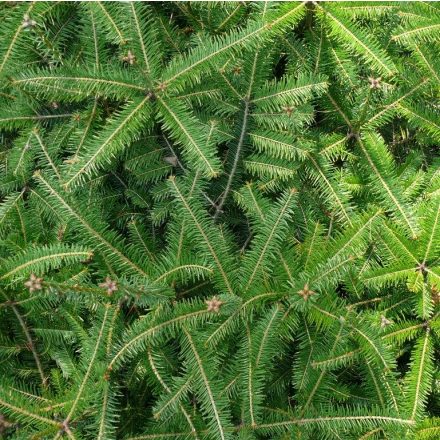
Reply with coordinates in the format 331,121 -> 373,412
1,2 -> 440,439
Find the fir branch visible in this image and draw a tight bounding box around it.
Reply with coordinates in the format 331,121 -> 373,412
34,172 -> 150,279
0,4 -> 439,439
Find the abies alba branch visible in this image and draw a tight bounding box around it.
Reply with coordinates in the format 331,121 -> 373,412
0,2 -> 439,439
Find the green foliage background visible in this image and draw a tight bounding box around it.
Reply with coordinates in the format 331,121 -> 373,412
0,1 -> 439,439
